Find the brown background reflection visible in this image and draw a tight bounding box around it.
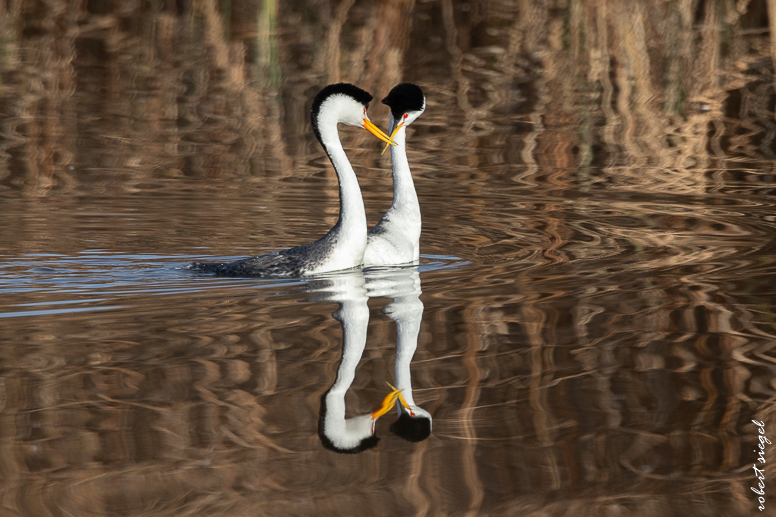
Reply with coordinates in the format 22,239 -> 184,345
1,1 -> 775,516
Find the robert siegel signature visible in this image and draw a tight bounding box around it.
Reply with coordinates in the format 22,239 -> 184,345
752,419 -> 770,512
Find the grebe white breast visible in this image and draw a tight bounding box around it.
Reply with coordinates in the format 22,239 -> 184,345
363,83 -> 426,267
191,83 -> 395,277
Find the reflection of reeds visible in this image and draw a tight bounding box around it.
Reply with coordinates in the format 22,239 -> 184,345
0,0 -> 772,188
0,0 -> 299,189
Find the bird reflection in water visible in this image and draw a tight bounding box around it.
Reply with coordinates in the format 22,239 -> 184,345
312,267 -> 431,453
365,267 -> 431,443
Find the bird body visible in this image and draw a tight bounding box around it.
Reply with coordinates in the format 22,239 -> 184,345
191,83 -> 394,277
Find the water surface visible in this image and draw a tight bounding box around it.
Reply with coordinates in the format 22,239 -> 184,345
1,1 -> 775,516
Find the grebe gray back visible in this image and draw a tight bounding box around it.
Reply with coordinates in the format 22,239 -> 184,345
190,83 -> 395,277
363,83 -> 426,267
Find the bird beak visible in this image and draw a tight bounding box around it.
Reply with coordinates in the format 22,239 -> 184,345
395,389 -> 415,417
371,388 -> 401,419
362,118 -> 397,147
389,382 -> 415,416
371,382 -> 414,420
381,118 -> 405,155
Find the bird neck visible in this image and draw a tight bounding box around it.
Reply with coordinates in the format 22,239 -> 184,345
386,292 -> 423,408
318,123 -> 368,248
388,127 -> 419,216
330,297 -> 370,395
317,283 -> 374,452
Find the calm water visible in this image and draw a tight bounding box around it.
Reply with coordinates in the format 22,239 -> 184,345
1,1 -> 776,516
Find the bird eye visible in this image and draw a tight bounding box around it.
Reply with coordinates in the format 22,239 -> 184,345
403,113 -> 408,119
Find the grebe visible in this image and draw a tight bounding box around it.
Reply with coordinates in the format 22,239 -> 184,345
362,83 -> 426,267
191,83 -> 395,277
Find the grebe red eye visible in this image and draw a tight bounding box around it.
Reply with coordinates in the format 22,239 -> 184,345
403,113 -> 408,119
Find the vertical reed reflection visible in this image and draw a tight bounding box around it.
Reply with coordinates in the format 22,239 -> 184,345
0,0 -> 772,188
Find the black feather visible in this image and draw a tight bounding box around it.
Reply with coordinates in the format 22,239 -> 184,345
389,412 -> 431,442
382,83 -> 425,119
311,83 -> 373,144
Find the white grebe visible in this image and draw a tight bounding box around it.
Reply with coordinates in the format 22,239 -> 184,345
362,83 -> 426,267
191,83 -> 395,277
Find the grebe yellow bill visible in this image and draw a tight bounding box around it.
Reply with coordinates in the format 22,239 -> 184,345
363,118 -> 396,146
371,383 -> 413,419
363,83 -> 426,267
319,385 -> 411,454
380,107 -> 410,155
189,83 -> 395,277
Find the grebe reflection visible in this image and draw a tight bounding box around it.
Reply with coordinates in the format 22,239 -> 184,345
312,271 -> 401,453
365,267 -> 432,442
314,267 -> 430,452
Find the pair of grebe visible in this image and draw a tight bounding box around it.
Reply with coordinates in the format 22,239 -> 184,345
191,83 -> 428,448
191,82 -> 425,276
